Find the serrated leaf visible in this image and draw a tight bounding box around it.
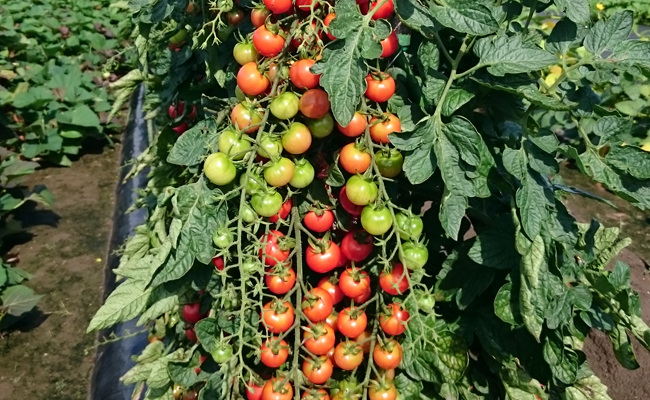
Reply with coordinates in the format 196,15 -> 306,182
431,0 -> 499,36
494,282 -> 523,325
554,0 -> 590,24
585,10 -> 633,56
441,88 -> 475,117
609,40 -> 650,69
167,362 -> 199,388
167,119 -> 219,166
605,145 -> 650,180
592,116 -> 632,144
394,0 -> 439,37
195,318 -> 219,353
87,279 -> 151,331
519,235 -> 545,341
402,145 -> 437,185
474,35 -> 558,76
138,295 -> 178,326
468,230 -> 519,270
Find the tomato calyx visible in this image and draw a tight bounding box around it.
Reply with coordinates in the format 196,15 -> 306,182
307,231 -> 335,254
304,321 -> 330,339
366,70 -> 391,82
268,261 -> 294,282
263,336 -> 289,356
308,203 -> 331,217
343,304 -> 365,320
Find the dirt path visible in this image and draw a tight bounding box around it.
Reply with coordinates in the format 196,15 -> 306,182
0,145 -> 120,400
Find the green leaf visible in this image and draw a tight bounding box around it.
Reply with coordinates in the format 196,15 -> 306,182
546,19 -> 582,56
135,341 -> 165,363
167,119 -> 219,166
87,279 -> 151,331
167,362 -> 199,388
592,116 -> 632,144
137,295 -> 178,325
516,170 -> 549,239
554,0 -> 590,24
439,190 -> 467,241
565,374 -> 613,400
147,359 -> 172,389
394,0 -> 439,38
519,235 -> 545,341
56,105 -> 101,128
402,145 -> 437,185
609,40 -> 650,69
195,318 -> 219,353
440,88 -> 474,117
494,282 -> 523,325
543,334 -> 579,384
468,229 -> 519,270
474,35 -> 558,76
432,332 -> 469,383
430,0 -> 499,36
498,360 -> 547,399
606,145 -> 650,180
608,261 -> 631,290
584,10 -> 633,56
0,285 -> 42,316
473,74 -> 573,111
608,324 -> 639,370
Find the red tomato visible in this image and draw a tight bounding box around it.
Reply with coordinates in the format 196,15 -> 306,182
373,339 -> 402,369
380,303 -> 409,335
269,199 -> 292,223
212,256 -> 225,271
325,311 -> 338,332
265,265 -> 296,294
251,7 -> 271,27
339,186 -> 363,216
323,13 -> 336,40
340,231 -> 373,262
168,102 -> 185,118
263,0 -> 292,14
339,142 -> 371,174
299,89 -> 330,119
262,300 -> 295,333
318,276 -> 345,304
183,303 -> 205,324
247,383 -> 265,400
186,327 -> 198,342
261,337 -> 289,368
369,113 -> 401,144
259,230 -> 290,266
303,322 -> 336,355
290,59 -> 321,89
303,287 -> 334,322
337,306 -> 368,338
333,341 -> 364,370
380,31 -> 398,58
302,356 -> 333,384
337,112 -> 367,137
304,209 -> 334,232
339,268 -> 370,298
172,121 -> 189,135
302,389 -> 330,400
295,0 -> 317,11
253,26 -> 286,57
228,9 -> 245,25
369,0 -> 394,19
351,286 -> 371,303
355,330 -> 372,353
365,73 -> 395,103
238,62 -> 270,96
369,383 -> 397,400
262,378 -> 293,400
306,240 -> 341,273
379,263 -> 409,295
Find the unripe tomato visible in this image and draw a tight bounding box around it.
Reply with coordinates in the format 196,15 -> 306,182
375,149 -> 403,178
360,205 -> 392,236
306,113 -> 334,138
345,175 -> 378,206
365,73 -> 395,103
218,129 -> 252,160
262,300 -> 295,333
261,337 -> 289,367
213,228 -> 234,248
234,42 -> 259,65
369,113 -> 401,144
394,212 -> 423,241
204,153 -> 237,186
289,59 -> 321,89
263,0 -> 292,13
290,158 -> 315,188
170,29 -> 188,45
380,30 -> 399,58
269,199 -> 292,223
369,383 -> 397,400
282,122 -> 312,154
258,134 -> 284,159
232,103 -> 263,133
271,92 -> 300,120
251,7 -> 271,27
211,342 -> 233,364
173,384 -> 184,400
264,157 -> 295,187
369,0 -> 394,19
337,112 -> 367,137
252,191 -> 283,217
339,142 -> 371,174
238,62 -> 270,96
241,173 -> 265,195
323,13 -> 336,40
253,25 -> 285,57
379,263 -> 409,295
299,89 -> 330,119
399,241 -> 429,270
304,209 -> 334,232
340,231 -> 373,262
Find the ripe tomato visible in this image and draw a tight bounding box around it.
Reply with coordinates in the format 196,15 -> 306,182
212,256 -> 225,271
399,241 -> 429,270
290,158 -> 315,188
339,143 -> 371,174
269,199 -> 292,223
263,0 -> 292,14
375,149 -> 403,178
264,157 -> 295,187
258,135 -> 284,159
232,103 -> 263,133
183,303 -> 205,324
306,113 -> 334,138
394,212 -> 423,240
228,9 -> 245,25
337,112 -> 367,137
340,231 -> 373,262
373,339 -> 402,369
295,0 -> 317,11
333,342 -> 364,370
352,286 -> 371,303
355,330 -> 372,353
380,31 -> 399,58
262,378 -> 293,400
304,209 -> 334,232
302,389 -> 330,400
183,390 -> 199,400
303,287 -> 334,322
252,191 -> 283,217
259,230 -> 290,266
340,268 -> 370,298
169,101 -> 193,119
299,89 -> 330,119
365,73 -> 395,103
251,7 -> 271,27
361,205 -> 392,236
339,186 -> 363,216
266,265 -> 296,294
262,300 -> 295,333
238,62 -> 270,96
380,303 -> 409,335
204,153 -> 236,186
369,113 -> 401,143
318,276 -> 344,304
369,0 -> 394,19
306,240 -> 341,273
247,383 -> 265,400
261,337 -> 289,368
368,383 -> 397,400
326,312 -> 338,332
303,322 -> 336,355
253,25 -> 285,57
302,356 -> 333,384
379,263 -> 409,295
337,307 -> 368,338
345,175 -> 378,206
271,92 -> 300,120
218,129 -> 252,160
290,59 -> 321,89
323,13 -> 336,40
282,122 -> 312,154
172,121 -> 189,135
185,327 -> 198,342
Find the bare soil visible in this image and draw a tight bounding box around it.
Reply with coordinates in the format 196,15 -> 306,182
0,145 -> 120,400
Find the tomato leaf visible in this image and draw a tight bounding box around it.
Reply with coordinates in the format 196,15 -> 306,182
168,361 -> 199,387
195,318 -> 220,353
519,235 -> 546,342
554,0 -> 590,24
440,88 -> 474,117
430,0 -> 499,36
167,119 -> 220,166
394,0 -> 440,38
473,74 -> 574,111
584,10 -> 633,56
546,19 -> 584,57
468,229 -> 519,270
543,333 -> 579,384
87,279 -> 151,332
0,285 -> 42,317
473,35 -> 558,76
494,282 -> 523,326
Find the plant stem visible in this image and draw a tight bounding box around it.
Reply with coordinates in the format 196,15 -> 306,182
290,206 -> 303,400
434,34 -> 474,120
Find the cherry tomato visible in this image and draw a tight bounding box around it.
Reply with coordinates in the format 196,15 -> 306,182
173,384 -> 184,400
232,103 -> 263,133
326,311 -> 338,332
304,209 -> 334,232
264,157 -> 295,187
183,303 -> 205,324
241,171 -> 265,195
303,322 -> 336,355
415,289 -> 436,312
213,228 -> 234,248
295,0 -> 317,11
369,0 -> 394,19
345,175 -> 378,206
290,59 -> 321,89
299,89 -> 330,119
186,327 -> 198,342
355,330 -> 372,353
204,153 -> 236,186
365,73 -> 395,103
339,186 -> 363,216
352,286 -> 371,303
263,0 -> 292,14
369,113 -> 401,144
290,158 -> 315,188
238,62 -> 270,96
218,129 -> 252,160
282,122 -> 312,154
302,389 -> 330,400
172,121 -> 189,135
369,383 -> 397,400
318,276 -> 344,304
266,265 -> 296,294
267,62 -> 281,82
212,256 -> 225,271
170,29 -> 187,45
373,339 -> 402,369
375,149 -> 403,178
339,142 -> 371,174
339,268 -> 370,298
183,390 -> 199,400
261,337 -> 289,368
262,300 -> 295,333
380,303 -> 409,335
269,199 -> 292,223
258,134 -> 284,159
306,113 -> 334,138
361,205 -> 392,236
337,306 -> 367,338
399,241 -> 429,270
246,383 -> 265,400
259,230 -> 290,266
323,13 -> 336,40
379,263 -> 409,295
168,101 -> 186,119
252,190 -> 283,217
211,342 -> 234,364
228,9 -> 245,25
394,212 -> 423,240
333,342 -> 364,370
337,112 -> 367,137
340,231 -> 373,262
251,7 -> 271,27
303,287 -> 334,322
306,240 -> 341,273
271,92 -> 300,120
262,378 -> 293,400
303,356 -> 333,384
253,25 -> 285,57
380,31 -> 399,58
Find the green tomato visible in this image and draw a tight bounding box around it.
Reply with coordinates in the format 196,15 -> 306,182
264,157 -> 295,187
218,129 -> 251,160
211,342 -> 233,364
345,175 -> 378,206
251,190 -> 283,217
241,260 -> 262,275
360,205 -> 392,236
305,112 -> 334,138
212,228 -> 234,248
400,241 -> 429,270
289,158 -> 315,188
204,153 -> 236,186
270,92 -> 300,120
395,212 -> 423,241
375,149 -> 403,178
415,289 -> 435,312
241,202 -> 257,223
170,29 -> 187,44
240,172 -> 265,195
257,134 -> 283,159
233,42 -> 259,65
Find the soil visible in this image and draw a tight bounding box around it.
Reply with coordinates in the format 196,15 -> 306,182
0,144 -> 120,400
